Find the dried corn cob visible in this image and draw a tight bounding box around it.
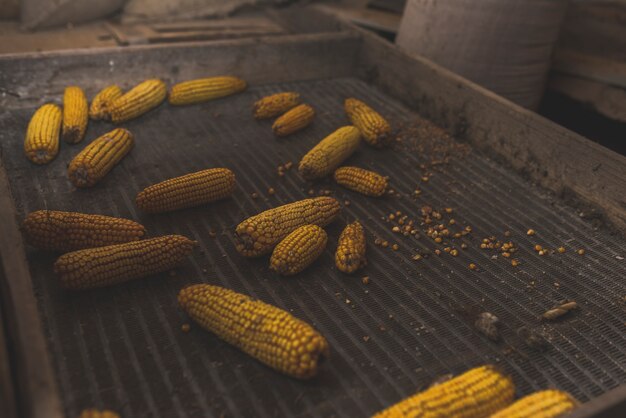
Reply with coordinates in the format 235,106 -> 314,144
235,197 -> 340,257
490,390 -> 578,418
90,85 -> 123,120
169,76 -> 247,106
67,128 -> 133,188
54,235 -> 195,290
179,284 -> 329,379
373,365 -> 514,418
136,168 -> 235,213
78,409 -> 120,418
254,92 -> 301,119
272,104 -> 315,137
24,103 -> 62,164
62,86 -> 88,144
109,79 -> 167,123
334,166 -> 388,197
270,225 -> 327,275
335,221 -> 366,274
345,98 -> 391,147
22,210 -> 145,252
299,126 -> 361,180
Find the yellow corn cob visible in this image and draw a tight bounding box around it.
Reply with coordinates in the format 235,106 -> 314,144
178,284 -> 329,379
272,104 -> 315,137
235,197 -> 341,257
109,79 -> 167,123
78,409 -> 120,418
24,103 -> 62,164
345,98 -> 391,147
270,225 -> 328,275
136,168 -> 236,213
61,86 -> 88,144
334,166 -> 388,197
89,85 -> 123,120
373,365 -> 515,418
335,221 -> 366,274
22,210 -> 145,252
67,128 -> 133,188
168,76 -> 247,106
490,390 -> 578,418
298,126 -> 361,180
54,235 -> 195,290
254,92 -> 301,119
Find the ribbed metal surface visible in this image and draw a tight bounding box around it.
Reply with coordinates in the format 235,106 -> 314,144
1,78 -> 625,418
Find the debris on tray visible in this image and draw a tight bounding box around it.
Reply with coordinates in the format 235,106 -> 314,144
541,300 -> 578,321
474,312 -> 501,341
428,373 -> 453,388
517,326 -> 549,351
181,323 -> 191,333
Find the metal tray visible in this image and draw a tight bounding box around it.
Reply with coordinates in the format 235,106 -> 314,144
1,7 -> 625,418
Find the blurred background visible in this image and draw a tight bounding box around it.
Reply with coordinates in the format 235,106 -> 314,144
0,0 -> 624,154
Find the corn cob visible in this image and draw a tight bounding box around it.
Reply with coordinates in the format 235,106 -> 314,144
61,86 -> 88,144
334,166 -> 388,197
22,210 -> 145,252
178,284 -> 329,379
24,103 -> 62,164
272,104 -> 315,137
345,98 -> 391,147
67,128 -> 133,188
298,126 -> 361,180
54,235 -> 195,290
78,409 -> 120,418
373,365 -> 514,418
335,221 -> 366,274
490,390 -> 578,418
270,225 -> 327,275
254,92 -> 301,119
235,197 -> 341,257
109,79 -> 167,123
169,76 -> 247,106
89,85 -> 123,120
136,168 -> 236,213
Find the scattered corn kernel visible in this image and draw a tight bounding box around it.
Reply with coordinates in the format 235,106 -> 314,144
78,409 -> 120,418
527,229 -> 536,236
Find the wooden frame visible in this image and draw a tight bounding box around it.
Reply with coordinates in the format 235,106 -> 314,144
0,6 -> 624,417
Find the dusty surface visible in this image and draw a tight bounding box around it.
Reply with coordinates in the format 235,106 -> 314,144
1,77 -> 625,417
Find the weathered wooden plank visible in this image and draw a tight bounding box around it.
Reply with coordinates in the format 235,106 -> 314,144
0,163 -> 63,418
0,31 -> 360,109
